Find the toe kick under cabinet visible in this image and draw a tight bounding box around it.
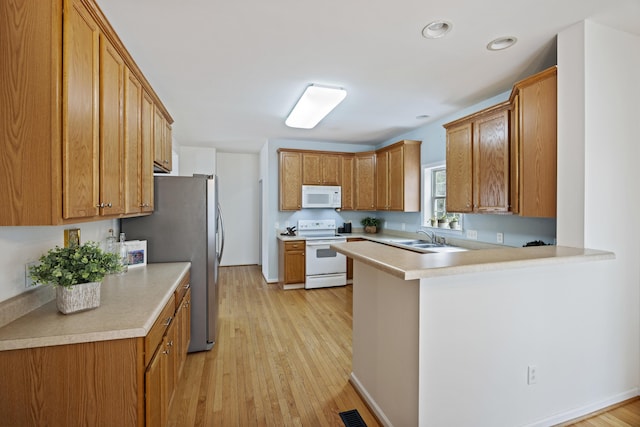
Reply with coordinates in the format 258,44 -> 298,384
0,263 -> 191,427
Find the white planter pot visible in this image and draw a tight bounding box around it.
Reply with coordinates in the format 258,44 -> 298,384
56,281 -> 101,314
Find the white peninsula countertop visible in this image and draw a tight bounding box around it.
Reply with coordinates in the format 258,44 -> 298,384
0,262 -> 191,351
332,240 -> 614,280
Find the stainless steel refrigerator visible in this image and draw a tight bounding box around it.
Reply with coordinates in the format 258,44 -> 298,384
121,175 -> 224,352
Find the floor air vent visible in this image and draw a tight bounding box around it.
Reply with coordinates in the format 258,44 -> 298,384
339,409 -> 368,427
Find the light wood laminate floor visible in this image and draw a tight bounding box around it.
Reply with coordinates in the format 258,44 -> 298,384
167,265 -> 379,426
559,398 -> 640,427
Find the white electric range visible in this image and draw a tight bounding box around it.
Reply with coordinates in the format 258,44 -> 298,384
297,219 -> 347,289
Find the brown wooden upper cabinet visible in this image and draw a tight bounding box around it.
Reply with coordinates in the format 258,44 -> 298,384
353,152 -> 376,211
153,109 -> 173,173
444,65 -> 557,218
445,102 -> 510,214
278,150 -> 303,211
0,0 -> 172,225
302,152 -> 341,185
124,72 -> 155,215
278,143 -> 421,212
510,66 -> 557,218
376,140 -> 421,211
340,155 -> 355,210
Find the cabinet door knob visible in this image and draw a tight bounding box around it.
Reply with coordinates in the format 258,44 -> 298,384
96,203 -> 104,208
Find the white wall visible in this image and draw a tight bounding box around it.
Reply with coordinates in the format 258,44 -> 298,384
419,259 -> 633,426
216,152 -> 260,266
555,18 -> 640,417
260,142 -> 270,278
0,220 -> 118,302
179,145 -> 216,176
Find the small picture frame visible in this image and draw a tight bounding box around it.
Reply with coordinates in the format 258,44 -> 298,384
125,240 -> 147,268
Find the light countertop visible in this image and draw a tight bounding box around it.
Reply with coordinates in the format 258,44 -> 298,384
332,241 -> 614,280
0,262 -> 190,351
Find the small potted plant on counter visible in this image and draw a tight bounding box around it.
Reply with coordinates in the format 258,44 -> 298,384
449,216 -> 460,229
29,241 -> 122,314
361,217 -> 381,234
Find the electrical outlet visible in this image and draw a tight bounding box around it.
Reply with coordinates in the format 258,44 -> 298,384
401,223 -> 406,231
497,232 -> 504,244
275,222 -> 279,229
527,365 -> 538,385
466,230 -> 478,240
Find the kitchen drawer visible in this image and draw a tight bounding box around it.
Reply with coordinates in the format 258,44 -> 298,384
144,294 -> 175,366
284,241 -> 304,251
174,271 -> 191,309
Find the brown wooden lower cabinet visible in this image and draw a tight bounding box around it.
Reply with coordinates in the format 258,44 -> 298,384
279,239 -> 306,289
346,237 -> 365,282
0,278 -> 191,427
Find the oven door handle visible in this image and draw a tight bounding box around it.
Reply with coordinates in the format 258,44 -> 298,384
306,241 -> 343,248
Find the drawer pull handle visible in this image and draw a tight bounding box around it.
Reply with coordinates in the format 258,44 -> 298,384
164,316 -> 173,327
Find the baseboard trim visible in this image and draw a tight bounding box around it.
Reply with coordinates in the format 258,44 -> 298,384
349,372 -> 393,427
350,373 -> 638,427
524,388 -> 640,427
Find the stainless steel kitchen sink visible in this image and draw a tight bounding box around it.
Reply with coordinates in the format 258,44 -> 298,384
380,238 -> 468,253
390,239 -> 427,245
409,243 -> 441,248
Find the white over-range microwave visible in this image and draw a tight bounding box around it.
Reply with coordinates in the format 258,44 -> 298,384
301,185 -> 341,209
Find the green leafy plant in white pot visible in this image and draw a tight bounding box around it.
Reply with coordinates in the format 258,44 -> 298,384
361,217 -> 381,234
29,241 -> 122,314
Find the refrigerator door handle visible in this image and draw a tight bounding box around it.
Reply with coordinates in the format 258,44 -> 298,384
217,203 -> 225,263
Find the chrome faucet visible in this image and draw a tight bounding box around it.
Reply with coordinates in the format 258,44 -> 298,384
417,229 -> 436,243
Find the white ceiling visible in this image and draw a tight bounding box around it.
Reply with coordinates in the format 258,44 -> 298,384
99,0 -> 640,153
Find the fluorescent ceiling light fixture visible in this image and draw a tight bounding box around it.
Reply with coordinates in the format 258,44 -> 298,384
285,84 -> 347,129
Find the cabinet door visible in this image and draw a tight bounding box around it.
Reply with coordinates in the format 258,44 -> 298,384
140,91 -> 155,212
346,237 -> 365,281
387,145 -> 405,210
279,151 -> 303,210
284,249 -> 306,284
473,110 -> 509,213
340,155 -> 354,210
302,152 -> 322,185
165,315 -> 178,409
99,35 -> 126,215
62,0 -> 100,219
354,152 -> 376,210
153,108 -> 166,169
303,152 -> 341,185
164,122 -> 173,171
446,123 -> 473,213
322,154 -> 341,185
177,288 -> 191,378
375,151 -> 389,210
145,347 -> 166,427
518,69 -> 557,217
124,69 -> 142,214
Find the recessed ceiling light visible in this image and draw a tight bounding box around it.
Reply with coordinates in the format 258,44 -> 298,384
422,20 -> 452,39
486,36 -> 517,51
